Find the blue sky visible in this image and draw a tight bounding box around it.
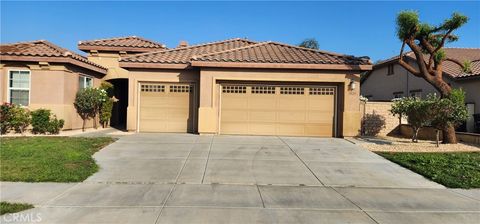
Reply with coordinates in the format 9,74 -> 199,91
1,1 -> 479,61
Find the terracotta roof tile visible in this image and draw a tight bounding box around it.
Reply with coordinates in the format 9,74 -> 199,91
78,36 -> 166,52
375,48 -> 480,79
1,40 -> 107,73
192,42 -> 370,65
120,38 -> 256,64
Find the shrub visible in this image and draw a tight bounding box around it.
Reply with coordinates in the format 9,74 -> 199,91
0,103 -> 31,134
31,109 -> 64,134
391,97 -> 434,142
99,82 -> 115,128
429,89 -> 469,131
1,103 -> 14,134
10,105 -> 31,134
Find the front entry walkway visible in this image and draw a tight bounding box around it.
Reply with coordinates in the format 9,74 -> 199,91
1,134 -> 479,223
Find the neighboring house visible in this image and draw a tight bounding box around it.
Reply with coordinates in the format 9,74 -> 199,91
1,36 -> 372,137
0,40 -> 107,130
361,48 -> 480,132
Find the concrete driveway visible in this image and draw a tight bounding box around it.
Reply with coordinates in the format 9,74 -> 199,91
1,134 -> 479,224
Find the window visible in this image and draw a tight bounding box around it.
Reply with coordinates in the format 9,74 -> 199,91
393,91 -> 404,98
387,64 -> 394,75
79,75 -> 93,89
222,86 -> 247,94
8,70 -> 30,106
410,89 -> 422,98
141,84 -> 165,92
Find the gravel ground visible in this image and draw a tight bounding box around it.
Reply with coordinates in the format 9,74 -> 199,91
354,136 -> 480,152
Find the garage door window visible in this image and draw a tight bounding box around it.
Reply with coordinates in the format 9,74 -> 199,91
222,86 -> 246,93
280,87 -> 304,95
170,85 -> 191,93
141,84 -> 165,92
252,86 -> 275,94
309,87 -> 335,95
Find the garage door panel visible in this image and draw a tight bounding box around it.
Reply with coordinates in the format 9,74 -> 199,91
249,111 -> 276,122
139,83 -> 194,133
220,85 -> 335,137
222,110 -> 248,122
249,123 -> 276,135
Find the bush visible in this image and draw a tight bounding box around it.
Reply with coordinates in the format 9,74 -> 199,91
100,98 -> 113,128
429,89 -> 469,130
0,103 -> 31,134
391,97 -> 434,142
31,109 -> 64,134
10,105 -> 31,134
1,103 -> 14,134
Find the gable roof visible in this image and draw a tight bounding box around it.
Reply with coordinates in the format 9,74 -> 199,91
190,41 -> 371,70
78,36 -> 166,53
0,40 -> 107,74
120,38 -> 371,71
119,38 -> 257,69
369,48 -> 480,80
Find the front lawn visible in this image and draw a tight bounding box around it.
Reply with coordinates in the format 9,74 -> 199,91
377,152 -> 480,189
0,137 -> 115,182
0,202 -> 34,215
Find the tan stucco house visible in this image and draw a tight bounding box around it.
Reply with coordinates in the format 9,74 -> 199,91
0,40 -> 108,130
2,36 -> 372,137
361,48 -> 480,132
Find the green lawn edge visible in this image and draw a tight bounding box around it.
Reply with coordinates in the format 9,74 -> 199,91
377,151 -> 480,189
0,202 -> 34,215
1,137 -> 116,182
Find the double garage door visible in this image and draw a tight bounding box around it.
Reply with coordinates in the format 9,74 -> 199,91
138,83 -> 195,132
138,82 -> 336,137
220,84 -> 336,137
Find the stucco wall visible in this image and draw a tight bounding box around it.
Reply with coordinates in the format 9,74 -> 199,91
198,68 -> 361,137
1,62 -> 103,130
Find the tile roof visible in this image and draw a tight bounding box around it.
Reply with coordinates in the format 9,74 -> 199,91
192,41 -> 370,65
119,38 -> 257,65
0,40 -> 107,74
78,36 -> 166,53
374,48 -> 480,79
120,38 -> 371,70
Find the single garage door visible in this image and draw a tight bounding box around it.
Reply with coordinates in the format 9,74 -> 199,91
139,83 -> 195,132
220,84 -> 336,137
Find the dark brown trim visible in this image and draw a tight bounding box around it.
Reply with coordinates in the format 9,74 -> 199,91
119,62 -> 190,69
78,45 -> 165,53
0,55 -> 107,74
190,61 -> 372,71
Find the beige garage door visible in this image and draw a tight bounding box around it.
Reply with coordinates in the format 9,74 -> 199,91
220,84 -> 336,137
139,83 -> 195,132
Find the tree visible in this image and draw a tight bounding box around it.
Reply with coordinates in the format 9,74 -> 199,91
299,38 -> 319,49
391,97 -> 433,142
395,11 -> 469,143
74,88 -> 99,132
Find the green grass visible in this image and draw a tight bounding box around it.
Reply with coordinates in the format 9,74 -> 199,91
0,202 -> 34,215
1,137 -> 115,182
377,152 -> 480,189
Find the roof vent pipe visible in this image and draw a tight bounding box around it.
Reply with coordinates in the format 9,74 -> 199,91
178,41 -> 188,48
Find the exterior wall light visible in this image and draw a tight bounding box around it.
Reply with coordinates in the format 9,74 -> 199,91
349,79 -> 356,90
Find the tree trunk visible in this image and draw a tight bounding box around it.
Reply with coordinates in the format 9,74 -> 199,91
442,124 -> 457,144
82,119 -> 86,132
93,114 -> 98,129
412,127 -> 419,143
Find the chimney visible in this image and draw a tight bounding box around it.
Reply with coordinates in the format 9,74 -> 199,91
177,40 -> 188,48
